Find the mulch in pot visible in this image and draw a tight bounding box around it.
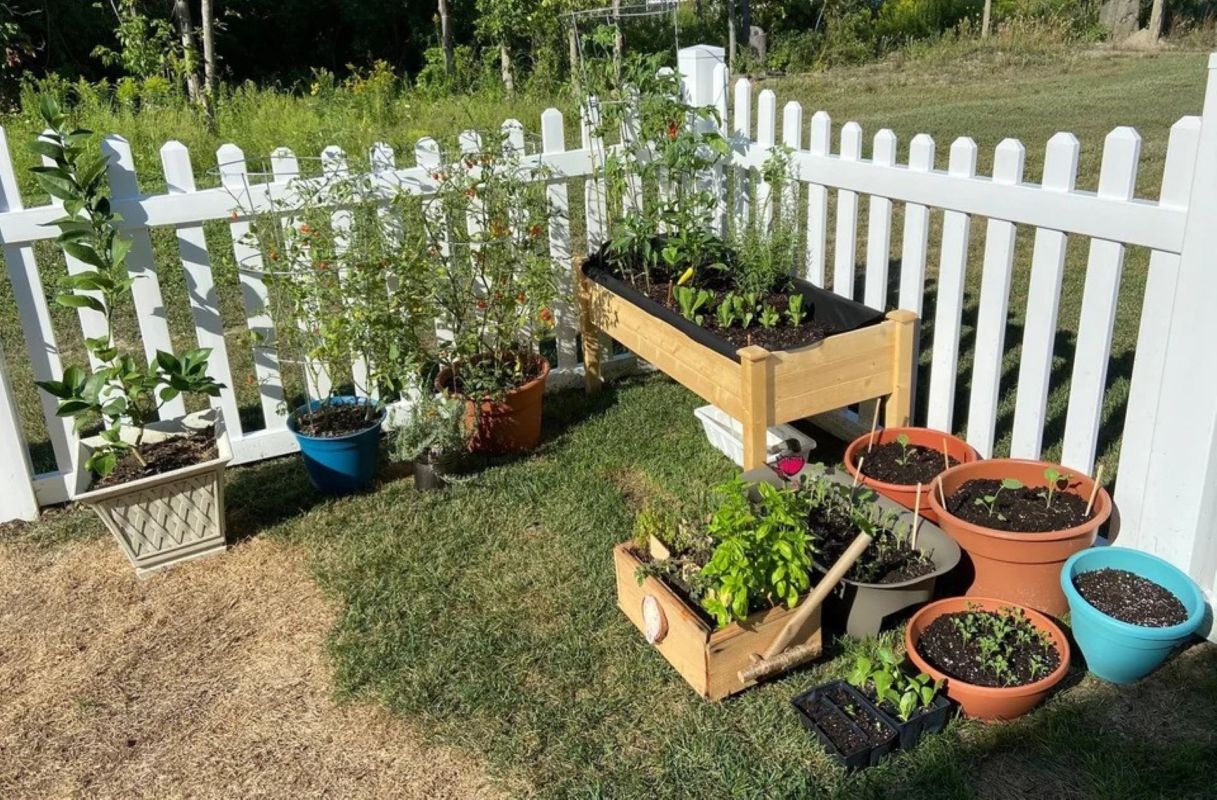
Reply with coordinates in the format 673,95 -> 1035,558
916,609 -> 1061,688
293,403 -> 380,438
1074,568 -> 1189,627
946,478 -> 1092,532
859,442 -> 959,486
94,426 -> 218,490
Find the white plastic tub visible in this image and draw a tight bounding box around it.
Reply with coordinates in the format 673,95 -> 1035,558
694,405 -> 815,467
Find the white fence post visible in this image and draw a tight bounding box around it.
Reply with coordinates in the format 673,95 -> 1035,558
0,340 -> 38,521
1122,55 -> 1217,630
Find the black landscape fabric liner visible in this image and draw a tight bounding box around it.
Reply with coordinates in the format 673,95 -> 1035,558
582,256 -> 887,362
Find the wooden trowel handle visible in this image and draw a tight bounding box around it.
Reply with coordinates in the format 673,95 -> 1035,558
736,532 -> 873,684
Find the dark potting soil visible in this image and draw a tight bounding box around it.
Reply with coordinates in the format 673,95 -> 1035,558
859,442 -> 959,487
1074,568 -> 1189,627
809,503 -> 935,585
799,686 -> 892,754
294,402 -> 381,438
94,426 -> 218,489
946,478 -> 1092,532
917,610 -> 1061,688
637,279 -> 835,351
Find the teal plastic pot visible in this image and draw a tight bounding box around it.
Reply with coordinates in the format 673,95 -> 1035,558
1062,547 -> 1205,684
288,396 -> 385,494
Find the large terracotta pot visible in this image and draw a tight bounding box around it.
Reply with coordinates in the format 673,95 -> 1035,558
437,355 -> 550,455
905,596 -> 1071,722
927,458 -> 1112,616
843,427 -> 979,524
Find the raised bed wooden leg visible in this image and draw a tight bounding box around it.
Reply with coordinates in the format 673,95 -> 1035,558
578,272 -> 603,394
738,345 -> 772,470
885,310 -> 918,427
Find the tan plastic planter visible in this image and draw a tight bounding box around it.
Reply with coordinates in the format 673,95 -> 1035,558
905,596 -> 1071,722
843,427 -> 979,524
74,409 -> 231,578
927,458 -> 1112,616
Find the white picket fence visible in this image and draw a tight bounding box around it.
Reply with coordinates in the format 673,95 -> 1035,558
1,45 -> 1215,622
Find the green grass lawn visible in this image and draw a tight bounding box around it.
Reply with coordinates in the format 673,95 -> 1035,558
14,374 -> 1217,798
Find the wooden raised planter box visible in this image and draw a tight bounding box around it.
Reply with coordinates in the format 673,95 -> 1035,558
614,542 -> 823,701
578,265 -> 919,469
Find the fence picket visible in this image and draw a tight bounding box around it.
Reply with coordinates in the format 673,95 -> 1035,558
755,90 -> 777,230
160,141 -> 242,433
896,134 -> 936,314
102,135 -> 186,420
966,139 -> 1027,457
863,130 -> 898,310
805,112 -> 831,286
925,137 -> 978,433
780,102 -> 803,223
832,122 -> 863,299
0,128 -> 75,474
217,143 -> 287,430
1061,127 -> 1141,474
1115,117 -> 1202,551
1010,132 -> 1080,458
732,78 -> 752,234
415,137 -> 454,345
581,97 -> 608,249
0,342 -> 37,519
711,62 -> 729,236
541,109 -> 578,371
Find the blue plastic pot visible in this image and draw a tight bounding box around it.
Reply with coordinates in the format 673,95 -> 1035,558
288,396 -> 385,494
1062,547 -> 1205,684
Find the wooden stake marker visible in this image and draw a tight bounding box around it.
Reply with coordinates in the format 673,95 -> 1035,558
867,403 -> 882,452
1085,464 -> 1105,517
911,483 -> 922,550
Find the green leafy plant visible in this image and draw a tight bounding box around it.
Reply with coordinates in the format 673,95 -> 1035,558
758,304 -> 782,330
699,479 -> 817,627
973,477 -> 1024,520
894,433 -> 917,466
31,97 -> 223,478
394,391 -> 470,466
847,647 -> 943,722
739,291 -> 760,329
1038,467 -> 1071,509
786,294 -> 807,326
673,286 -> 713,326
715,292 -> 740,329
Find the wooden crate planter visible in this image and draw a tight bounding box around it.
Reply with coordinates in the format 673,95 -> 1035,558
578,269 -> 918,469
75,409 -> 232,577
614,543 -> 823,701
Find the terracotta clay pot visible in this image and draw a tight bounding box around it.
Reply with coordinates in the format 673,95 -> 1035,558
844,427 -> 979,524
927,458 -> 1112,616
905,596 -> 1071,722
437,355 -> 550,455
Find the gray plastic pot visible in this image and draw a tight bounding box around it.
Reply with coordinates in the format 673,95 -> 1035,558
742,464 -> 961,640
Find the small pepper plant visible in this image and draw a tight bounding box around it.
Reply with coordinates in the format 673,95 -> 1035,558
847,646 -> 943,722
31,98 -> 223,478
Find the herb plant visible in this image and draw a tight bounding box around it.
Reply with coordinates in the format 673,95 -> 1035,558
394,391 -> 469,466
32,98 -> 224,478
847,647 -> 943,722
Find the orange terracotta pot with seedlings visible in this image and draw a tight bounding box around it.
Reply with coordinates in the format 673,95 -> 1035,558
927,458 -> 1112,616
844,427 -> 979,524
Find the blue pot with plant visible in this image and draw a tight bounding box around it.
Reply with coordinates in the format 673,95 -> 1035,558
1062,547 -> 1206,684
288,396 -> 385,494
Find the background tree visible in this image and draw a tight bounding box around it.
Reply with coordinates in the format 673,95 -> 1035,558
438,0 -> 455,76
170,0 -> 202,103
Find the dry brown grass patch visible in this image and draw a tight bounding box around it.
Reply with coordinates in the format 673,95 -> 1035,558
0,534 -> 518,799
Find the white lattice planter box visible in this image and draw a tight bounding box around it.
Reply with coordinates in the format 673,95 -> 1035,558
74,409 -> 232,577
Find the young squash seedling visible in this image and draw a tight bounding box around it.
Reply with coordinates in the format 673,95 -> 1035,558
1038,467 -> 1071,509
893,433 -> 918,466
973,478 -> 1024,521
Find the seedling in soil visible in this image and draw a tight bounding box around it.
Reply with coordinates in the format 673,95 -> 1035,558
786,294 -> 807,326
893,433 -> 918,466
972,478 -> 1024,520
946,604 -> 1053,687
674,286 -> 713,325
759,305 -> 782,329
847,648 -> 943,722
715,293 -> 740,328
1037,467 -> 1071,509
